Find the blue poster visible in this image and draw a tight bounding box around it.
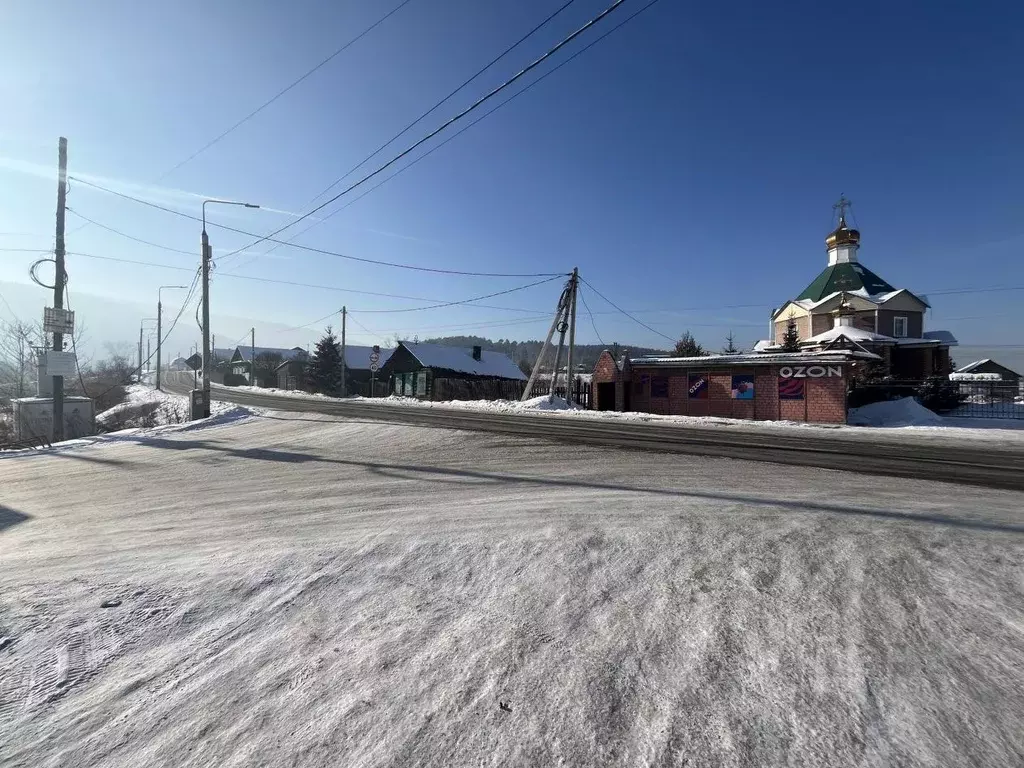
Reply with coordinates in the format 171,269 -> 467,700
731,374 -> 755,400
688,373 -> 708,399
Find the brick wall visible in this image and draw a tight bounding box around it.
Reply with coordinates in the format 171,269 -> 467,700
627,364 -> 849,424
592,351 -> 617,411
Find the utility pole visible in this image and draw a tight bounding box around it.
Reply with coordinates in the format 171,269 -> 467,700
564,267 -> 578,404
138,326 -> 144,377
156,301 -> 162,389
146,337 -> 151,373
340,306 -> 347,397
250,327 -> 255,386
200,226 -> 212,417
51,137 -> 68,443
521,277 -> 573,403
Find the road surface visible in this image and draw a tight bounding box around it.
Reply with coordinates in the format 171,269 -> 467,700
2,412 -> 1022,766
166,378 -> 1024,491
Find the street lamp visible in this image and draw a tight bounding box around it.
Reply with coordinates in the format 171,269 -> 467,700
156,285 -> 187,390
196,198 -> 260,419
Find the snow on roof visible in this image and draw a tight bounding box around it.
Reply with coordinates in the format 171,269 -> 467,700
632,349 -> 879,367
804,326 -> 894,345
949,372 -> 1002,381
753,339 -> 779,352
957,359 -> 992,373
343,345 -> 394,370
922,330 -> 958,345
402,342 -> 526,380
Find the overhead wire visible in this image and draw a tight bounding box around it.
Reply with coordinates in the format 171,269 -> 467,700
157,0 -> 419,181
230,0 -> 666,271
577,284 -> 605,346
66,209 -> 197,255
579,276 -> 677,343
217,0 -> 633,260
65,179 -> 564,278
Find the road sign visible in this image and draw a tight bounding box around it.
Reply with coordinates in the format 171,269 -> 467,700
185,353 -> 203,371
43,307 -> 75,335
368,351 -> 380,364
45,350 -> 77,377
369,362 -> 379,373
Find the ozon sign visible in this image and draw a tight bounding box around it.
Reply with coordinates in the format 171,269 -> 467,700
779,365 -> 842,379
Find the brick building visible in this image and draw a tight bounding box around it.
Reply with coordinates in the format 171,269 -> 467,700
593,350 -> 876,424
757,198 -> 957,378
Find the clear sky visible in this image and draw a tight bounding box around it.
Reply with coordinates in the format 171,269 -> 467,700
1,0 -> 1022,363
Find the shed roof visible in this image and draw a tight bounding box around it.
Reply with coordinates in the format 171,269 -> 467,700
957,358 -> 1020,376
401,341 -> 526,380
344,345 -> 394,370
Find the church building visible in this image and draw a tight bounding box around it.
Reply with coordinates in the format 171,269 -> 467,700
758,198 -> 957,379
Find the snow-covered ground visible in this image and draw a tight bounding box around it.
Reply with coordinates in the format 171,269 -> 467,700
96,384 -> 252,432
1,412 -> 1022,766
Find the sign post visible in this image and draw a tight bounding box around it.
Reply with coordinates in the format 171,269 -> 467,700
369,345 -> 380,397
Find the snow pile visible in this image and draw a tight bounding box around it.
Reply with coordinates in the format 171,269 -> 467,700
848,397 -> 944,427
97,385 -> 244,432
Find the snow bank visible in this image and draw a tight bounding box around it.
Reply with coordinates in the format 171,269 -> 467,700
97,385 -> 252,432
848,397 -> 944,427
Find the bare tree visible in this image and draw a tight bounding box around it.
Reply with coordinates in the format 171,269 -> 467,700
0,320 -> 42,400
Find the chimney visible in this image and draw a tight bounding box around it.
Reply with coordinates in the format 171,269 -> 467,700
472,345 -> 482,361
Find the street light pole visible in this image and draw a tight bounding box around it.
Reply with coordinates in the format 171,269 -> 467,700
156,285 -> 187,390
197,199 -> 260,419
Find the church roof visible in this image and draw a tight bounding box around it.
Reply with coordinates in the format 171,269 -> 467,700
796,262 -> 896,302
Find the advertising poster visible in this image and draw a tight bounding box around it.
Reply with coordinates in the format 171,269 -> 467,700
778,377 -> 805,400
688,373 -> 708,399
731,374 -> 755,400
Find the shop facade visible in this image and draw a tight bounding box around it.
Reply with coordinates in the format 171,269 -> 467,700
593,351 -> 875,424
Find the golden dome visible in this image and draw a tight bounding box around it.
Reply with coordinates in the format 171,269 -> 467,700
826,215 -> 860,249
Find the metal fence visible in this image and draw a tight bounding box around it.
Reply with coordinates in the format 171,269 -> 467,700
949,381 -> 1024,419
849,379 -> 1023,419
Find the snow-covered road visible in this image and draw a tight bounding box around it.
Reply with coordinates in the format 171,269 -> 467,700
2,412 -> 1022,766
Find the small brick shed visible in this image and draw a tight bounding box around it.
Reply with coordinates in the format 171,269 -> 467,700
592,350 -> 877,424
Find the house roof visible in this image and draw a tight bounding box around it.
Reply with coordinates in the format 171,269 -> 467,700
796,262 -> 896,302
631,349 -> 880,367
235,346 -> 307,362
957,358 -> 1019,376
400,341 -> 526,380
212,348 -> 236,361
803,326 -> 895,345
922,330 -> 957,346
344,345 -> 394,370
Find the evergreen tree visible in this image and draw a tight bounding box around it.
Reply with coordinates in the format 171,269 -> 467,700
673,331 -> 707,357
306,327 -> 343,395
781,316 -> 801,352
722,331 -> 739,355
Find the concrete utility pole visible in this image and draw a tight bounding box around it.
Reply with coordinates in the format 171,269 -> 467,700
146,337 -> 151,372
521,276 -> 573,403
197,198 -> 259,419
156,285 -> 186,390
138,326 -> 144,378
51,137 -> 68,442
564,267 -> 579,404
250,327 -> 255,385
340,306 -> 347,397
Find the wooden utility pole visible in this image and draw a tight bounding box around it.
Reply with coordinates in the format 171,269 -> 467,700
138,326 -> 144,378
250,327 -> 256,385
340,306 -> 347,397
52,137 -> 68,442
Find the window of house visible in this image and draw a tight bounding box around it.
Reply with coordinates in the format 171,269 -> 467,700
893,316 -> 908,338
650,376 -> 669,398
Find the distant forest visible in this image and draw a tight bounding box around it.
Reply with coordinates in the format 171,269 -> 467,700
421,336 -> 668,371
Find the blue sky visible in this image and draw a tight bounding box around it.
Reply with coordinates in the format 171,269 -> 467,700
1,0 -> 1022,362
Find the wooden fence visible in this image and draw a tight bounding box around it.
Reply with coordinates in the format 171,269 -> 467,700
427,377 -> 592,408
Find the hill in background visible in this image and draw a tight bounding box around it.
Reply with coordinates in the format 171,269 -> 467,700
421,336 -> 668,372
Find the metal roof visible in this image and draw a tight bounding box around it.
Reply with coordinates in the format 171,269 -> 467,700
796,262 -> 896,302
401,342 -> 526,380
631,350 -> 879,367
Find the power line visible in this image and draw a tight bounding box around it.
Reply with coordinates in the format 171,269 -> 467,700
218,0 -> 633,260
351,275 -> 565,313
307,0 -> 578,208
345,313 -> 389,344
233,0 -> 666,270
579,275 -> 677,343
67,178 -> 563,278
577,285 -> 605,346
66,209 -> 196,255
156,0 -> 417,181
